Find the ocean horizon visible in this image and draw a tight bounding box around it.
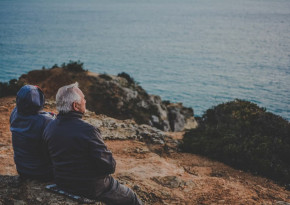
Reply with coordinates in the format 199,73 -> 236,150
0,0 -> 289,120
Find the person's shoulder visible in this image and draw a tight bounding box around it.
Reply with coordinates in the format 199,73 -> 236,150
9,107 -> 18,124
78,120 -> 102,138
38,111 -> 56,122
39,111 -> 55,118
78,119 -> 97,131
10,107 -> 17,118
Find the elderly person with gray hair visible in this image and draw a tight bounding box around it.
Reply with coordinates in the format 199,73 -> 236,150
43,82 -> 142,205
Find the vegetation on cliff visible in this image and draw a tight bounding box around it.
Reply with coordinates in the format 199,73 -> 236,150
0,61 -> 86,98
182,99 -> 290,188
0,79 -> 23,98
60,60 -> 87,73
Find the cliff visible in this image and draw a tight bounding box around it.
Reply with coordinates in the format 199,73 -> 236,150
1,97 -> 289,204
17,67 -> 197,132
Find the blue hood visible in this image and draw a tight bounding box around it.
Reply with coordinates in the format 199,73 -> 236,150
16,85 -> 45,115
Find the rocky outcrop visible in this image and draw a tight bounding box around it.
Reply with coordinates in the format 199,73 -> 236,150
19,68 -> 197,131
45,102 -> 180,149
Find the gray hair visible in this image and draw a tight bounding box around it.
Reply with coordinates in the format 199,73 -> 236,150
56,82 -> 81,113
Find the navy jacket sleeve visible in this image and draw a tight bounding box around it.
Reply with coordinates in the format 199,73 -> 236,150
88,127 -> 116,175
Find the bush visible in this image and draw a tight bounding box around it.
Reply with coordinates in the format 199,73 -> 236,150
0,79 -> 24,97
61,60 -> 86,72
117,72 -> 137,85
182,99 -> 290,188
51,64 -> 59,69
99,73 -> 112,81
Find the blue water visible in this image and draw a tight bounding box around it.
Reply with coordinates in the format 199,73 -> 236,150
1,0 -> 290,120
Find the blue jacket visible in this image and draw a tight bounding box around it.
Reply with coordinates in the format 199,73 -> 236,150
10,85 -> 54,180
43,111 -> 116,199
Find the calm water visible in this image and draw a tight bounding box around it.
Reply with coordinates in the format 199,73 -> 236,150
1,0 -> 290,120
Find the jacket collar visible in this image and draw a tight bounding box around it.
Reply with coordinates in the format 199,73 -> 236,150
57,111 -> 83,119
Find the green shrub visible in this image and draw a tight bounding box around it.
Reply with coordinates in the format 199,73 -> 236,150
51,64 -> 59,69
182,99 -> 290,188
162,100 -> 171,105
0,79 -> 24,97
117,72 -> 137,85
61,60 -> 86,72
99,73 -> 112,81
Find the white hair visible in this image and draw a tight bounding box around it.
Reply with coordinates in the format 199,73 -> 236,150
56,82 -> 81,113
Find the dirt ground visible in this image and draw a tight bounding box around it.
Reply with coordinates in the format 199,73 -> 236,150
0,96 -> 289,205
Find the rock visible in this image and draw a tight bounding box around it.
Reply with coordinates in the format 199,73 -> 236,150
122,87 -> 138,101
151,115 -> 159,124
36,197 -> 42,202
160,190 -> 171,198
152,176 -> 186,188
137,100 -> 149,109
0,106 -> 9,112
135,147 -> 150,154
85,113 -> 173,145
183,116 -> 198,130
166,103 -> 196,131
185,180 -> 196,187
167,105 -> 185,132
13,200 -> 26,205
132,185 -> 141,191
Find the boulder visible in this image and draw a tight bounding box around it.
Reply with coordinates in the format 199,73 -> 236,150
151,176 -> 186,188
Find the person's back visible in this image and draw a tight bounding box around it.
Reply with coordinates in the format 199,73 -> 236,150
43,82 -> 143,204
44,111 -> 115,198
10,85 -> 54,181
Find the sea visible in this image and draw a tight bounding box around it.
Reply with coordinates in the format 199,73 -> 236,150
0,0 -> 290,120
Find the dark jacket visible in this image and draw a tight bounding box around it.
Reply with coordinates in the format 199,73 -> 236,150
10,85 -> 54,181
43,111 -> 116,199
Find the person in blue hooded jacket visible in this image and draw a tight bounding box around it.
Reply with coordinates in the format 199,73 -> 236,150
10,85 -> 55,181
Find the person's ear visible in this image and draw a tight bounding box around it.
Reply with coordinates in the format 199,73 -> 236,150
72,102 -> 79,111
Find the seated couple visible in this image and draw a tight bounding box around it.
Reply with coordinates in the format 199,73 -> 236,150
10,83 -> 143,205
